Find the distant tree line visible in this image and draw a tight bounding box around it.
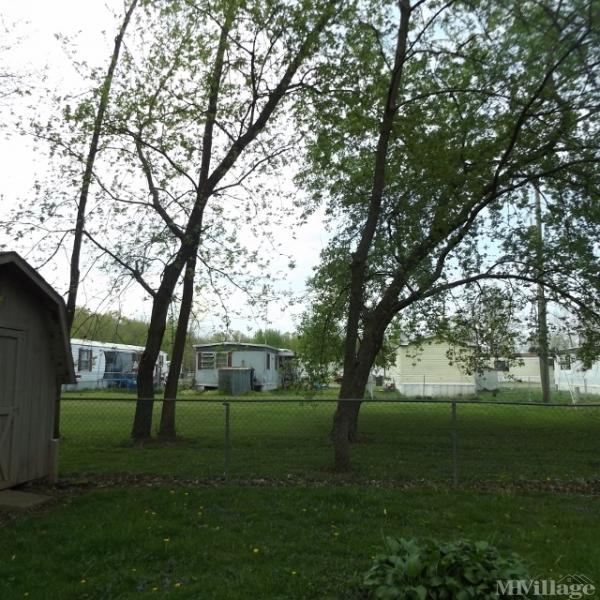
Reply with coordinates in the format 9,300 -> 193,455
71,307 -> 199,373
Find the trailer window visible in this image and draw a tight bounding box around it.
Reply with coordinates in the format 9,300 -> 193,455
78,348 -> 93,372
494,359 -> 509,372
559,354 -> 571,369
198,352 -> 216,370
216,352 -> 230,368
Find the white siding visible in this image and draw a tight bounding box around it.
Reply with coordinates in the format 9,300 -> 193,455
63,341 -> 167,391
67,343 -> 106,389
195,347 -> 282,391
555,358 -> 600,395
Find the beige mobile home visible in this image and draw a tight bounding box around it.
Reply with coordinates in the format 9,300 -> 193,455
499,352 -> 552,384
387,337 -> 496,396
0,252 -> 75,489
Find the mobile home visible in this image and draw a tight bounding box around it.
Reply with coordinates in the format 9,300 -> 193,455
554,349 -> 600,396
387,337 -> 498,396
498,352 -> 553,384
194,342 -> 294,391
64,338 -> 167,390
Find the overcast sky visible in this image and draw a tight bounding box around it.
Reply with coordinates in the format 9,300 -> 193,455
0,1 -> 330,336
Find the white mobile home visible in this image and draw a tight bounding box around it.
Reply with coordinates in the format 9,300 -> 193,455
387,337 -> 498,397
64,338 -> 167,391
554,349 -> 600,396
194,342 -> 294,391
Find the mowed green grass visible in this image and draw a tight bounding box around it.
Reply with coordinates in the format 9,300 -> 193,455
58,397 -> 600,482
1,486 -> 599,599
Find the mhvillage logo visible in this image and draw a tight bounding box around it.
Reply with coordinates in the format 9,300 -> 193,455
497,574 -> 596,599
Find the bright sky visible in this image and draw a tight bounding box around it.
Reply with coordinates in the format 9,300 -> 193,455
0,1 -> 330,336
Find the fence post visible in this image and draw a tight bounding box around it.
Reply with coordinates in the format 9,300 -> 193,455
223,402 -> 231,482
451,399 -> 458,486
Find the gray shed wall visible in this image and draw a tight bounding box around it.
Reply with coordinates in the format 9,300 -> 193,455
0,276 -> 57,488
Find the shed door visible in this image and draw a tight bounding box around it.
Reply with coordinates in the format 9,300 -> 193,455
0,328 -> 24,489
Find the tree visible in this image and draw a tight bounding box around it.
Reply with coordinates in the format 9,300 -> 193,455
80,0 -> 344,440
298,0 -> 600,469
249,328 -> 298,350
439,285 -> 525,376
296,275 -> 402,388
64,0 -> 138,330
62,1 -> 138,438
0,16 -> 27,103
5,0 -> 344,440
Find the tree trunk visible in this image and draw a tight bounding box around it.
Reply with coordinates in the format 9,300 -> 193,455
332,332 -> 384,471
332,1 -> 412,471
534,185 -> 551,404
132,260 -> 184,439
332,378 -> 369,471
59,0 -> 138,439
159,253 -> 197,438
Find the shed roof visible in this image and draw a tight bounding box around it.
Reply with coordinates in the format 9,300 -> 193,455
0,252 -> 76,383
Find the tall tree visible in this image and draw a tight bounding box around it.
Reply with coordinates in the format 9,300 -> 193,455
75,0 -> 344,439
298,0 -> 600,469
65,0 -> 139,330
55,1 -> 138,438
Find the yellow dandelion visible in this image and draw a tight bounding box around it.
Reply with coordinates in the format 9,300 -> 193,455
253,548 -> 260,554
383,508 -> 387,516
152,587 -> 159,592
170,490 -> 176,494
80,579 -> 87,584
291,571 -> 298,576
333,532 -> 339,537
163,538 -> 171,543
11,555 -> 16,561
131,568 -> 137,572
175,582 -> 182,588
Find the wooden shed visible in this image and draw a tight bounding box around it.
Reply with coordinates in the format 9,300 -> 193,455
0,252 -> 75,489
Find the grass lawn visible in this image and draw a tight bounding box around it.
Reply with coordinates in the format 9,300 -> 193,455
58,395 -> 600,483
1,485 -> 599,599
61,385 -> 600,404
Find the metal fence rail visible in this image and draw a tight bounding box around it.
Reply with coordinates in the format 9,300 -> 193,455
58,397 -> 600,484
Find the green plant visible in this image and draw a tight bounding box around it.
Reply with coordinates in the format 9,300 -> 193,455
361,537 -> 532,599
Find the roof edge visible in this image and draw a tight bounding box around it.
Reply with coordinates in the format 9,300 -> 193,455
0,252 -> 76,383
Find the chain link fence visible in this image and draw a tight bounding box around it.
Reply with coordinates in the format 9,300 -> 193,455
58,397 -> 600,484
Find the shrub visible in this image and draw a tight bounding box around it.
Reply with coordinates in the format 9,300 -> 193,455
361,537 -> 532,599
